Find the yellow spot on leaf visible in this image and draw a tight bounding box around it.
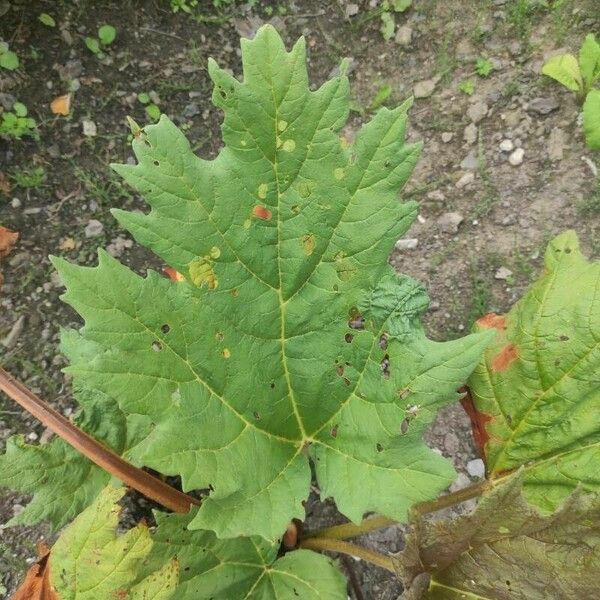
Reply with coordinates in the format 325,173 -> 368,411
298,181 -> 312,198
339,136 -> 349,149
243,219 -> 251,229
188,256 -> 218,289
301,234 -> 316,256
334,167 -> 345,180
278,120 -> 288,132
223,348 -> 231,359
258,183 -> 268,199
282,139 -> 296,152
210,246 -> 221,259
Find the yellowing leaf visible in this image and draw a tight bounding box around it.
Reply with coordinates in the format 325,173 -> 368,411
50,94 -> 71,116
542,53 -> 583,92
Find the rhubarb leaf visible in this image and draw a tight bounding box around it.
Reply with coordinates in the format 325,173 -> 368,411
49,485 -> 347,600
16,25 -> 491,540
396,472 -> 600,599
468,231 -> 600,511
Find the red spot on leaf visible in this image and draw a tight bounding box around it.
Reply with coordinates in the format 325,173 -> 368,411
491,343 -> 518,372
252,205 -> 272,220
476,313 -> 507,331
163,266 -> 185,282
460,388 -> 493,460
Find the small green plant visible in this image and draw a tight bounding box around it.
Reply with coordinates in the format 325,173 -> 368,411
85,24 -> 117,56
1,26 -> 600,600
138,91 -> 161,121
10,166 -> 45,189
38,13 -> 56,27
170,0 -> 198,12
475,57 -> 494,78
0,41 -> 18,70
369,83 -> 393,111
542,34 -> 600,149
459,79 -> 476,95
379,0 -> 412,41
0,102 -> 38,140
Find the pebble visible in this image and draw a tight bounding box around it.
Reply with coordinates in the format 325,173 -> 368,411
508,147 -> 524,166
495,266 -> 513,280
499,139 -> 514,152
395,238 -> 419,250
81,119 -> 97,137
437,211 -> 464,233
413,79 -> 436,99
427,189 -> 445,202
547,127 -> 565,161
11,197 -> 21,208
441,131 -> 454,143
395,25 -> 412,46
467,100 -> 488,124
449,472 -> 472,492
1,315 -> 25,349
456,172 -> 474,188
527,96 -> 560,115
107,235 -> 134,257
466,458 -> 485,478
344,2 -> 359,17
460,151 -> 479,171
84,219 -> 104,237
463,123 -> 478,145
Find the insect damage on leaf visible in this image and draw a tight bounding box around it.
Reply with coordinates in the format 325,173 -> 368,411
1,25 -> 492,541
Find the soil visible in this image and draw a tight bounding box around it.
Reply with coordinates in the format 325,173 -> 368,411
0,0 -> 598,597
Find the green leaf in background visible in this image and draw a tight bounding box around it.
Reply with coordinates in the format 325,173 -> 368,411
579,33 -> 600,91
84,36 -> 100,54
542,53 -> 583,92
9,25 -> 490,542
468,231 -> 600,512
49,486 -> 347,600
145,103 -> 161,121
98,24 -> 117,46
370,84 -> 393,111
391,0 -> 412,11
380,11 -> 395,40
396,472 -> 600,599
584,88 -> 600,150
138,91 -> 151,104
0,48 -> 19,70
38,13 -> 56,27
12,102 -> 27,117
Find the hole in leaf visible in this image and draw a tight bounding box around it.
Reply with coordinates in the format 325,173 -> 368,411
348,315 -> 364,330
344,333 -> 354,343
560,335 -> 569,341
400,417 -> 410,434
376,443 -> 383,452
253,411 -> 261,419
379,333 -> 388,350
215,331 -> 224,342
161,324 -> 170,334
343,377 -> 350,386
151,341 -> 162,352
153,160 -> 159,166
336,364 -> 344,377
330,424 -> 338,438
381,354 -> 390,378
270,381 -> 275,389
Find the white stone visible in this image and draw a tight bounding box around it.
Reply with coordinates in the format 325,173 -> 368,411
437,211 -> 464,233
495,266 -> 513,280
82,119 -> 97,137
463,123 -> 478,145
508,147 -> 524,166
499,139 -> 514,152
84,219 -> 104,237
467,100 -> 488,124
455,172 -> 474,188
413,79 -> 436,99
395,238 -> 419,250
395,25 -> 412,46
466,458 -> 485,478
441,131 -> 454,143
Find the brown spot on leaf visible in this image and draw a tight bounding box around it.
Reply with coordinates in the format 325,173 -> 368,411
491,343 -> 518,372
476,313 -> 507,331
13,543 -> 58,600
163,266 -> 185,282
252,205 -> 272,220
330,424 -> 339,437
460,387 -> 493,460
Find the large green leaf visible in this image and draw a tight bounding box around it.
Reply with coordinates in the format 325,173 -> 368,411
49,485 -> 347,600
584,89 -> 600,150
579,33 -> 600,90
3,25 -> 490,540
395,472 -> 600,599
467,231 -> 600,511
542,53 -> 583,92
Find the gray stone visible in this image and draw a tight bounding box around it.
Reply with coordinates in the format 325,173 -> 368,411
463,123 -> 478,145
527,96 -> 560,115
460,151 -> 479,171
456,171 -> 475,188
414,79 -> 436,99
84,219 -> 104,238
2,315 -> 25,349
499,139 -> 514,152
345,2 -> 359,17
395,25 -> 412,46
81,119 -> 97,137
441,131 -> 454,143
437,211 -> 464,233
547,126 -> 565,161
467,100 -> 488,124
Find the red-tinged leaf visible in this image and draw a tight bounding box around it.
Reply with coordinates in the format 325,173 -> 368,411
475,313 -> 507,331
163,266 -> 185,282
460,388 -> 493,461
13,543 -> 59,600
50,94 -> 71,116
